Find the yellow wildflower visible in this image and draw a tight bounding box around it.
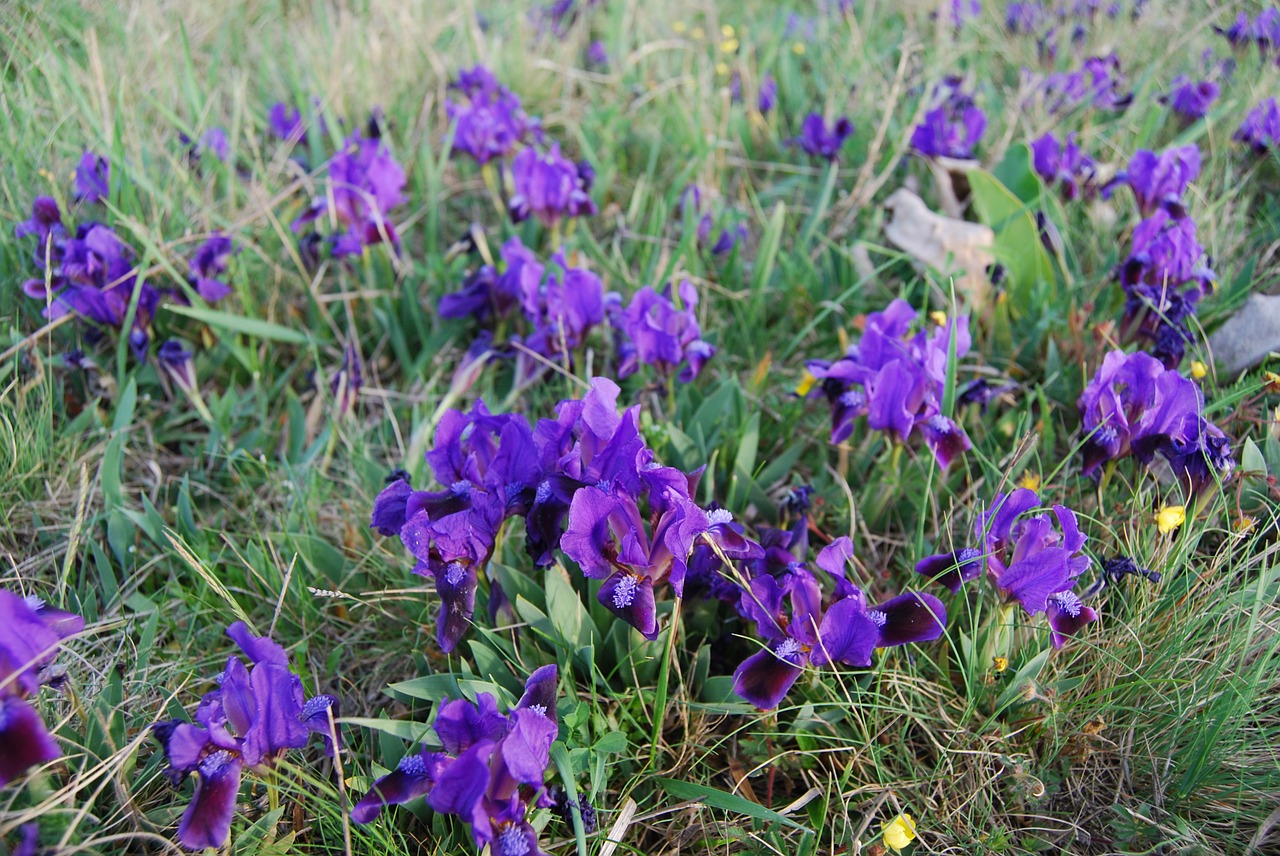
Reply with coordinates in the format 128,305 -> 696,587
714,62 -> 729,76
672,20 -> 686,33
1190,360 -> 1207,379
992,656 -> 1009,673
928,310 -> 947,327
792,41 -> 806,55
721,24 -> 735,38
720,37 -> 739,53
882,813 -> 917,852
1156,504 -> 1186,535
795,370 -> 818,397
1017,473 -> 1041,491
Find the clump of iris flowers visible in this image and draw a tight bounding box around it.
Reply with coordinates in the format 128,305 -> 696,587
1236,98 -> 1280,153
352,666 -> 561,856
293,133 -> 407,258
508,142 -> 597,228
445,65 -> 541,166
608,279 -> 717,384
0,590 -> 83,788
910,77 -> 985,160
371,378 -> 762,649
804,299 -> 973,468
1031,54 -> 1133,114
793,113 -> 854,161
731,535 -> 947,709
916,489 -> 1098,649
152,622 -> 339,851
439,236 -> 605,386
1077,349 -> 1234,496
1160,76 -> 1219,122
1107,145 -> 1214,368
1031,132 -> 1097,200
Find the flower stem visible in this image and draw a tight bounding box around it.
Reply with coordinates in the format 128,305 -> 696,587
647,595 -> 682,771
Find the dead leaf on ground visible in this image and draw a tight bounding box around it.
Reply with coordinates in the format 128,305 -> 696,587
882,186 -> 995,308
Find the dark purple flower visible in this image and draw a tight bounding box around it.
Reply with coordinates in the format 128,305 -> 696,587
1034,55 -> 1133,114
586,40 -> 609,70
911,79 -> 985,159
1046,590 -> 1098,649
1236,98 -> 1280,153
611,280 -> 716,382
509,143 -> 597,227
187,234 -> 236,302
268,102 -> 306,143
1031,132 -> 1097,201
758,75 -> 778,114
805,300 -> 972,466
1005,1 -> 1046,32
446,66 -> 540,165
1161,77 -> 1219,121
1114,145 -> 1200,218
794,113 -> 854,161
294,135 -> 406,257
0,695 -> 63,787
14,196 -> 65,253
914,548 -> 984,593
155,623 -> 338,850
74,151 -> 109,204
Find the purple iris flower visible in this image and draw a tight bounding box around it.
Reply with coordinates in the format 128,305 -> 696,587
181,128 -> 231,163
914,548 -> 983,593
353,666 -> 559,856
74,151 -> 109,204
1005,1 -> 1047,33
1236,98 -> 1280,153
0,590 -> 83,787
446,66 -> 540,165
509,143 -> 597,227
187,234 -> 236,302
17,212 -> 163,358
14,196 -> 65,253
910,79 -> 985,160
947,0 -> 981,26
1035,55 -> 1133,114
153,622 -> 338,851
733,538 -> 946,709
1118,211 -> 1214,368
794,113 -> 854,161
268,102 -> 306,143
157,340 -> 199,396
805,299 -> 972,467
294,134 -> 407,258
1031,132 -> 1097,201
586,40 -> 610,70
758,76 -> 778,114
1111,145 -> 1200,218
610,280 -> 716,383
1078,350 -> 1234,494
1161,77 -> 1219,121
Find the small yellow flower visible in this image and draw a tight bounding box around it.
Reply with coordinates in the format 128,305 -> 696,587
796,370 -> 818,396
690,26 -> 705,40
791,41 -> 806,55
1264,372 -> 1280,394
993,656 -> 1009,673
721,24 -> 735,38
672,20 -> 686,33
929,310 -> 948,327
882,813 -> 917,852
719,37 -> 739,53
1156,504 -> 1186,535
1234,515 -> 1257,534
714,62 -> 729,76
1190,360 -> 1207,379
1017,473 -> 1041,491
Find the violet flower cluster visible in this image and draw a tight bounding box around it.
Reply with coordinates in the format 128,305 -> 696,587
1031,132 -> 1097,200
1077,349 -> 1234,496
152,622 -> 339,851
352,666 -> 560,856
607,279 -> 717,383
1031,55 -> 1133,114
293,133 -> 407,258
916,489 -> 1098,649
1160,76 -> 1219,121
730,512 -> 947,709
910,77 -> 986,160
1215,9 -> 1280,58
371,378 -> 759,649
439,236 -> 605,385
1108,145 -> 1214,368
446,65 -> 541,165
0,590 -> 83,788
794,113 -> 854,161
681,185 -> 748,257
509,142 -> 598,227
15,197 -> 233,359
805,299 -> 973,468
1236,98 -> 1280,153
74,150 -> 109,203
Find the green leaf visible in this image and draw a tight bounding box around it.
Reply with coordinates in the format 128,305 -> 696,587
339,717 -> 431,742
996,647 -> 1054,711
164,303 -> 310,345
655,778 -> 810,831
751,202 -> 787,295
967,151 -> 1055,313
386,673 -> 461,702
112,377 -> 137,433
545,567 -> 601,651
593,730 -> 628,755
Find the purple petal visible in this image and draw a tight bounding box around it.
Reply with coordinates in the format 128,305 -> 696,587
177,749 -> 242,851
225,622 -> 290,667
813,597 -> 880,667
732,646 -> 805,710
433,693 -> 508,755
351,750 -> 448,824
874,592 -> 947,647
597,572 -> 658,640
914,548 -> 983,593
1047,592 -> 1098,649
425,741 -> 493,818
242,664 -> 309,764
0,696 -> 62,786
496,707 -> 557,786
516,665 -> 558,721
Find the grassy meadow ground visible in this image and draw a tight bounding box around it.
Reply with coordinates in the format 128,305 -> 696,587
2,0 -> 1280,853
